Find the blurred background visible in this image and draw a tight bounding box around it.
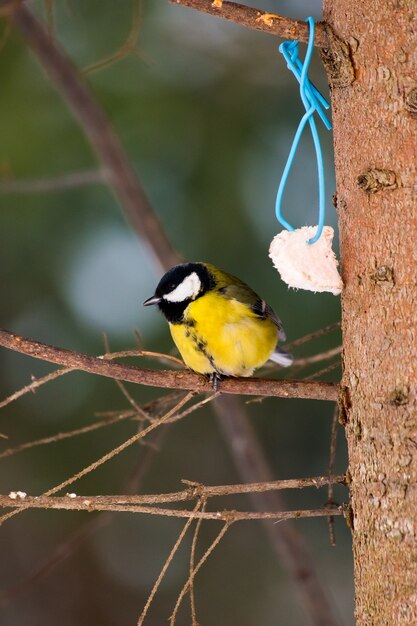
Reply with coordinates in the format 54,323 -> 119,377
0,1 -> 353,624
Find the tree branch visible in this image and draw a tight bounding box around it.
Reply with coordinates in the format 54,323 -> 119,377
0,168 -> 107,194
0,493 -> 343,522
215,396 -> 342,626
0,329 -> 339,401
167,0 -> 329,47
8,4 -> 180,272
5,474 -> 347,506
0,426 -> 170,608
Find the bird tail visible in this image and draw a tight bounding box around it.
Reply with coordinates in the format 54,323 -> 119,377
269,346 -> 293,368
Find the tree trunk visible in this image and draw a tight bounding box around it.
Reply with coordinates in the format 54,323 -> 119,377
322,1 -> 417,623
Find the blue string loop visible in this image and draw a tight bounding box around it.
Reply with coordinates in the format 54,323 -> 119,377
275,17 -> 332,244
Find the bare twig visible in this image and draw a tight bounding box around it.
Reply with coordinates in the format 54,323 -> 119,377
0,329 -> 339,401
135,351 -> 185,368
294,346 -> 342,368
0,472 -> 344,606
308,360 -> 341,381
0,366 -> 72,410
0,168 -> 107,194
214,396 -> 341,626
0,413 -> 128,459
170,521 -> 231,626
102,335 -> 149,421
261,344 -> 341,375
169,392 -> 218,423
177,475 -> 346,502
285,322 -> 341,351
0,395 -> 221,462
189,499 -> 206,625
137,499 -> 202,626
83,0 -> 141,75
0,347 -> 184,411
9,4 -> 180,271
0,425 -> 169,607
0,494 -> 343,521
0,392 -> 194,526
24,395 -> 192,498
0,475 -> 346,505
167,0 -> 329,47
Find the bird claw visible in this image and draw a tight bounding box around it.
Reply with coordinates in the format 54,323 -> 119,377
209,372 -> 221,392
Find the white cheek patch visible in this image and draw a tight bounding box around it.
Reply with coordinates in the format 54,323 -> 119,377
164,272 -> 201,303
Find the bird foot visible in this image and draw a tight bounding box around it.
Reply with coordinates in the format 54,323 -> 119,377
209,372 -> 221,392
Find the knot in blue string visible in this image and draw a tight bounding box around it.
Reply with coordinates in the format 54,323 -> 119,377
275,17 -> 332,244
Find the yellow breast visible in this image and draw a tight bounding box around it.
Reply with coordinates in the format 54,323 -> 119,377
169,291 -> 278,377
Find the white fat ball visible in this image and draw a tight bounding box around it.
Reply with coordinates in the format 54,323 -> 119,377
269,226 -> 343,295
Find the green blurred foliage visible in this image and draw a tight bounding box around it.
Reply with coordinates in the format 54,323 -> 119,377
0,1 -> 353,625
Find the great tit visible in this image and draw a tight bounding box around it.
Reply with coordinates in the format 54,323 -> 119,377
144,262 -> 293,386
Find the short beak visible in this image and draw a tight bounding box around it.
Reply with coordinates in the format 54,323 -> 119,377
143,295 -> 162,307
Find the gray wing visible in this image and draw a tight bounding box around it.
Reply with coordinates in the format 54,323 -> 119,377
251,299 -> 287,342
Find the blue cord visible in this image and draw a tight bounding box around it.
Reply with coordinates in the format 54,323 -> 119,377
275,17 -> 332,244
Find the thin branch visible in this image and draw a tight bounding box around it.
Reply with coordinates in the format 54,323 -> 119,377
285,322 -> 341,351
137,499 -> 202,626
83,0 -> 142,75
170,521 -> 231,626
0,348 -> 184,411
119,393 -> 220,427
0,366 -> 72,410
189,499 -> 206,625
293,345 -> 342,368
110,379 -> 148,422
0,168 -> 107,194
0,413 -> 128,459
261,344 -> 341,374
214,396 -> 341,626
102,335 -> 149,421
0,329 -> 339,402
0,392 -> 194,526
167,0 -> 329,47
0,475 -> 346,507
0,425 -> 169,608
308,360 -> 341,381
8,4 -> 180,271
0,395 -> 217,461
168,392 -> 218,423
26,394 -> 192,497
177,474 -> 346,502
0,494 -> 343,521
135,350 -> 185,368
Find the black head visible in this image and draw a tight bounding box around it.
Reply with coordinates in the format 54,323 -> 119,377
143,263 -> 215,323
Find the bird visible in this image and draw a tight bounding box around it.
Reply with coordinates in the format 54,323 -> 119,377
143,262 -> 293,389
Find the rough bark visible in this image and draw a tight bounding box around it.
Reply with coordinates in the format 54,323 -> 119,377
322,1 -> 417,623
